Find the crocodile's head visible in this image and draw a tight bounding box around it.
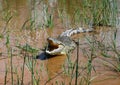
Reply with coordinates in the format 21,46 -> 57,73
45,37 -> 66,55
45,37 -> 76,55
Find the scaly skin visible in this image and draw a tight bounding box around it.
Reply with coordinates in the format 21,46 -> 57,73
45,28 -> 93,55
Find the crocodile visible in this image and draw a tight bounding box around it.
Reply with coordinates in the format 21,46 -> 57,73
45,27 -> 93,55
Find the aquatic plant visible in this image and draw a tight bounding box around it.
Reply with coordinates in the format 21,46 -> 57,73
16,44 -> 39,56
58,0 -> 118,27
4,63 -> 8,85
100,29 -> 120,72
26,57 -> 40,85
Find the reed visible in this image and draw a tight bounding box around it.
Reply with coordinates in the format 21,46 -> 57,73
10,48 -> 14,85
26,57 -> 40,85
75,39 -> 79,85
101,29 -> 120,72
21,56 -> 26,85
58,0 -> 118,27
83,37 -> 96,85
4,63 -> 8,85
43,5 -> 54,28
15,67 -> 20,85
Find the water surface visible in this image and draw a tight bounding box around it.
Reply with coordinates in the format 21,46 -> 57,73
0,0 -> 120,85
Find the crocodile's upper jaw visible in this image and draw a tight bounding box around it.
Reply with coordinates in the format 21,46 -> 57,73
45,38 -> 66,55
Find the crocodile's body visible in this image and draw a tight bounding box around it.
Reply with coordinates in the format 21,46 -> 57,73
45,27 -> 93,55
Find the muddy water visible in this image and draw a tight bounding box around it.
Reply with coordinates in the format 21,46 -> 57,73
0,0 -> 120,85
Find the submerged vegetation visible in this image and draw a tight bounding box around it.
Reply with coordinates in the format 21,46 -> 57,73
0,0 -> 120,85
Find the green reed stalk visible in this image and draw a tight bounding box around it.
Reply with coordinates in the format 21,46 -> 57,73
69,60 -> 76,85
10,48 -> 14,85
31,58 -> 34,85
15,67 -> 20,85
21,56 -> 26,85
82,36 -> 97,85
86,59 -> 92,85
44,6 -> 54,28
4,63 -> 8,85
26,57 -> 37,85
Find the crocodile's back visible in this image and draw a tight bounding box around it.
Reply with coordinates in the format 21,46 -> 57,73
57,36 -> 75,46
60,27 -> 93,37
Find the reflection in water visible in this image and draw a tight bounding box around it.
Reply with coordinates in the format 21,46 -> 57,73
36,52 -> 67,78
46,54 -> 67,77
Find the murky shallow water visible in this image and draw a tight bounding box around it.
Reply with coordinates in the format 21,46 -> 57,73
0,0 -> 120,85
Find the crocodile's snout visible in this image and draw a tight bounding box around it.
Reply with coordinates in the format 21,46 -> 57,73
45,38 -> 65,55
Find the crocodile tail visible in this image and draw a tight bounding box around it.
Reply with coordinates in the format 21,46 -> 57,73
60,27 -> 93,37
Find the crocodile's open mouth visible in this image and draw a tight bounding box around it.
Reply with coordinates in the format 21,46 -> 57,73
45,38 -> 65,55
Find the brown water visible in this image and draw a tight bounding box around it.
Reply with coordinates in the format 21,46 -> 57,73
0,0 -> 120,85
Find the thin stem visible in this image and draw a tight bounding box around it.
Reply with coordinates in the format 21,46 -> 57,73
21,56 -> 26,85
75,39 -> 79,85
4,63 -> 8,85
10,48 -> 13,85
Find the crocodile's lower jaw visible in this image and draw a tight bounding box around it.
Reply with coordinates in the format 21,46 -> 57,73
46,50 -> 66,55
45,45 -> 66,55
